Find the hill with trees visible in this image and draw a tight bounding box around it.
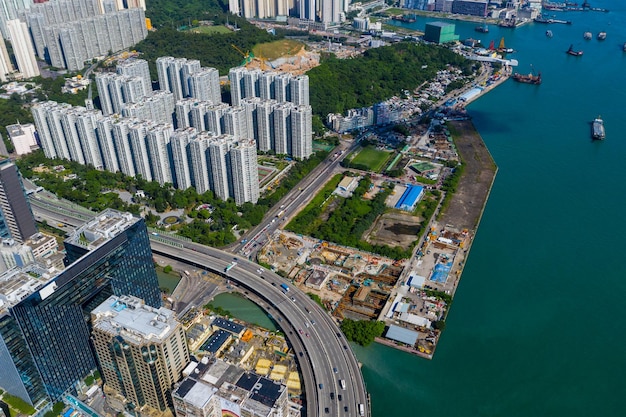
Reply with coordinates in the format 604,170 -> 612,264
307,42 -> 474,118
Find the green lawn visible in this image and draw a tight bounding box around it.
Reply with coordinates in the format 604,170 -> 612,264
189,25 -> 231,34
351,147 -> 393,172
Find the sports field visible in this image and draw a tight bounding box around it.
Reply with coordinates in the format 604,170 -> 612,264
253,39 -> 304,60
189,25 -> 231,34
351,147 -> 393,172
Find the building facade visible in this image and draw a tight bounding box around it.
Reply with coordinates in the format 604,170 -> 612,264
0,159 -> 37,243
0,210 -> 161,405
91,295 -> 190,416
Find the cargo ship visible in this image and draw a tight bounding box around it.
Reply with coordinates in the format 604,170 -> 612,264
567,44 -> 583,56
512,69 -> 541,85
592,116 -> 605,140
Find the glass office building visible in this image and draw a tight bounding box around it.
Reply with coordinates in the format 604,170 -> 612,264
0,210 -> 161,405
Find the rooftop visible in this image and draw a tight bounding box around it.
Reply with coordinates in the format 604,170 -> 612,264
385,324 -> 419,346
66,210 -> 138,250
91,295 -> 179,344
0,264 -> 56,313
212,317 -> 245,335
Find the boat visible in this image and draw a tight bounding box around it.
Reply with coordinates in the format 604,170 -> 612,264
512,66 -> 541,85
583,31 -> 592,40
592,116 -> 605,140
475,23 -> 489,33
566,44 -> 583,56
623,42 -> 626,52
546,30 -> 553,37
597,31 -> 607,40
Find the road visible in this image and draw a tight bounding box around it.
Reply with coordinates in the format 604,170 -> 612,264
30,200 -> 370,417
233,137 -> 361,258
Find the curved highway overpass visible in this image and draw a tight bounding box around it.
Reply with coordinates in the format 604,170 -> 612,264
30,200 -> 370,417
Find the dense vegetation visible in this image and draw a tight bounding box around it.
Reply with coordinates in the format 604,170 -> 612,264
17,150 -> 330,247
307,42 -> 474,117
287,176 -> 413,259
145,0 -> 225,28
340,318 -> 385,346
134,23 -> 275,76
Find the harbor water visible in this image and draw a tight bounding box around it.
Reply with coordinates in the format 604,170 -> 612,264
361,1 -> 626,415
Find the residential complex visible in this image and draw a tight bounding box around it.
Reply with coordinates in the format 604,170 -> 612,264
229,0 -> 348,24
20,0 -> 147,71
91,295 -> 190,416
0,210 -> 161,405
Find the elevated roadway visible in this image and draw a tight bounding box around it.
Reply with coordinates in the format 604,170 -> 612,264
30,200 -> 370,417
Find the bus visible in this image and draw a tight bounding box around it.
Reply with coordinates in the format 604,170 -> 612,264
225,262 -> 237,272
280,283 -> 289,292
359,404 -> 365,416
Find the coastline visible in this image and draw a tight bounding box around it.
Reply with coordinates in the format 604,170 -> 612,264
375,68 -> 504,358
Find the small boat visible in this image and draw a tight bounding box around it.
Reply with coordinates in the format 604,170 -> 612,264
566,44 -> 583,56
623,42 -> 626,52
592,116 -> 605,140
597,31 -> 607,40
546,30 -> 553,37
583,31 -> 592,40
475,23 -> 489,33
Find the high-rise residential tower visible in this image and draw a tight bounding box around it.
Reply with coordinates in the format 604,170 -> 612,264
6,18 -> 39,78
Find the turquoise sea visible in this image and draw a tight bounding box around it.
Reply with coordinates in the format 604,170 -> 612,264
362,1 -> 626,416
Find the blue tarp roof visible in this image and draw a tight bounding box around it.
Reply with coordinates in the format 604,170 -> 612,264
395,185 -> 424,211
385,324 -> 419,346
63,408 -> 74,417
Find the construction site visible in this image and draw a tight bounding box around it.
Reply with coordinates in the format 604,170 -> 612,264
231,41 -> 321,76
257,231 -> 405,321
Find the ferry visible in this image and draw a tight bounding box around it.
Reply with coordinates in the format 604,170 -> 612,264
592,116 -> 605,140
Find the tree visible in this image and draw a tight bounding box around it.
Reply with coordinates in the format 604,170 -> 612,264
163,265 -> 173,273
340,319 -> 385,346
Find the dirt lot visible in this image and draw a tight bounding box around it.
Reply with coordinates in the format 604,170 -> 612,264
440,120 -> 497,230
365,211 -> 422,249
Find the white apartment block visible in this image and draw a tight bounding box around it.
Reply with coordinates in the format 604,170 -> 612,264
6,19 -> 39,78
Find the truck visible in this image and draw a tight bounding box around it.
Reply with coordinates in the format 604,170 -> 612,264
358,404 -> 365,416
340,379 -> 346,390
280,283 -> 290,292
184,270 -> 190,276
224,262 -> 237,273
276,210 -> 285,218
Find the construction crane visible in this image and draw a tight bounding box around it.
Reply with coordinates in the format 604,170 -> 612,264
231,44 -> 254,66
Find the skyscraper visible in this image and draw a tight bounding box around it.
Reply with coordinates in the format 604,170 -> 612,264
0,159 -> 37,243
116,58 -> 152,95
171,127 -> 197,190
290,75 -> 309,106
91,295 -> 189,415
229,139 -> 259,204
290,104 -> 313,159
189,67 -> 221,104
0,35 -> 13,81
146,123 -> 174,186
0,210 -> 161,405
6,19 -> 39,78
